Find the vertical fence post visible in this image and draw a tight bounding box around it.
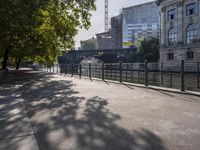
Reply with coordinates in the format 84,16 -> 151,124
144,60 -> 148,86
181,60 -> 185,92
109,64 -> 113,80
79,64 -> 82,79
131,63 -> 133,82
119,62 -> 122,83
98,64 -> 101,78
71,64 -> 74,76
53,65 -> 54,73
57,64 -> 59,74
197,62 -> 200,88
125,64 -> 128,81
60,65 -> 62,74
64,64 -> 66,74
102,63 -> 104,80
66,64 -> 68,74
170,73 -> 173,87
153,72 -> 156,85
94,64 -> 96,78
161,63 -> 164,85
89,63 -> 92,79
115,64 -> 117,80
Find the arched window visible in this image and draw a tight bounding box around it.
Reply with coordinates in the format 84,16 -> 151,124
187,24 -> 197,44
168,28 -> 177,45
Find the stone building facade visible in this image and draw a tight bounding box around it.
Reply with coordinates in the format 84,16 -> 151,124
157,0 -> 200,66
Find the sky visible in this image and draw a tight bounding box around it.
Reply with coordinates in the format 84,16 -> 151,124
75,0 -> 154,47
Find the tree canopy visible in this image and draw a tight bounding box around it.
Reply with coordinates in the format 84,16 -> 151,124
129,37 -> 160,62
80,39 -> 97,50
0,0 -> 96,69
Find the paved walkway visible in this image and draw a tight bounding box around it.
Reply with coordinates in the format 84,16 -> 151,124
0,70 -> 200,150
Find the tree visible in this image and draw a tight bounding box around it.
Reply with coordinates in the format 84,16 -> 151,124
139,37 -> 160,62
129,37 -> 160,62
80,39 -> 97,50
0,0 -> 96,69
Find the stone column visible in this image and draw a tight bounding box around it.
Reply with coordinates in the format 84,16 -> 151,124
160,7 -> 166,46
177,1 -> 183,43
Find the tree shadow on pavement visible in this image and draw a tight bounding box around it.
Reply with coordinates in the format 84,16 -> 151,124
0,70 -> 166,150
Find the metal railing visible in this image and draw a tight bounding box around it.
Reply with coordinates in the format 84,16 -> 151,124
36,60 -> 200,92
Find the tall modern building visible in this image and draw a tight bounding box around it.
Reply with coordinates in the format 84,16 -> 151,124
111,14 -> 123,49
157,0 -> 200,65
122,1 -> 159,47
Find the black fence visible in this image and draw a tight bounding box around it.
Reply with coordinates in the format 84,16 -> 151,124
36,60 -> 200,92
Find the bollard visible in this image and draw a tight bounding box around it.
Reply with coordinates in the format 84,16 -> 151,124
181,60 -> 185,92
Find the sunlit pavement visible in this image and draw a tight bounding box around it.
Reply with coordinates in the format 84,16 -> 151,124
0,69 -> 200,150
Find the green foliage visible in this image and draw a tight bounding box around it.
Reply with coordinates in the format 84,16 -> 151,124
81,40 -> 96,50
0,0 -> 96,67
123,41 -> 133,47
134,37 -> 145,50
129,37 -> 160,62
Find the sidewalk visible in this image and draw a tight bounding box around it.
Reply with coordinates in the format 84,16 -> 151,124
0,70 -> 200,150
0,79 -> 39,149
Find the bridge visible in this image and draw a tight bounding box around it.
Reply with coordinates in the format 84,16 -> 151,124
59,48 -> 136,64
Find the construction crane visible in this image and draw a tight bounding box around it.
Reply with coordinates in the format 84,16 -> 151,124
105,0 -> 109,32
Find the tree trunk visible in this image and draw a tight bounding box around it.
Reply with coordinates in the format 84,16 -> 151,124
15,58 -> 21,70
2,47 -> 10,70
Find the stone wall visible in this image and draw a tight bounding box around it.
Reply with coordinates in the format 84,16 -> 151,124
160,44 -> 200,63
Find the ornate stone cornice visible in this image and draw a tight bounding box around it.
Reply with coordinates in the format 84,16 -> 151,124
156,0 -> 164,6
157,0 -> 183,6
